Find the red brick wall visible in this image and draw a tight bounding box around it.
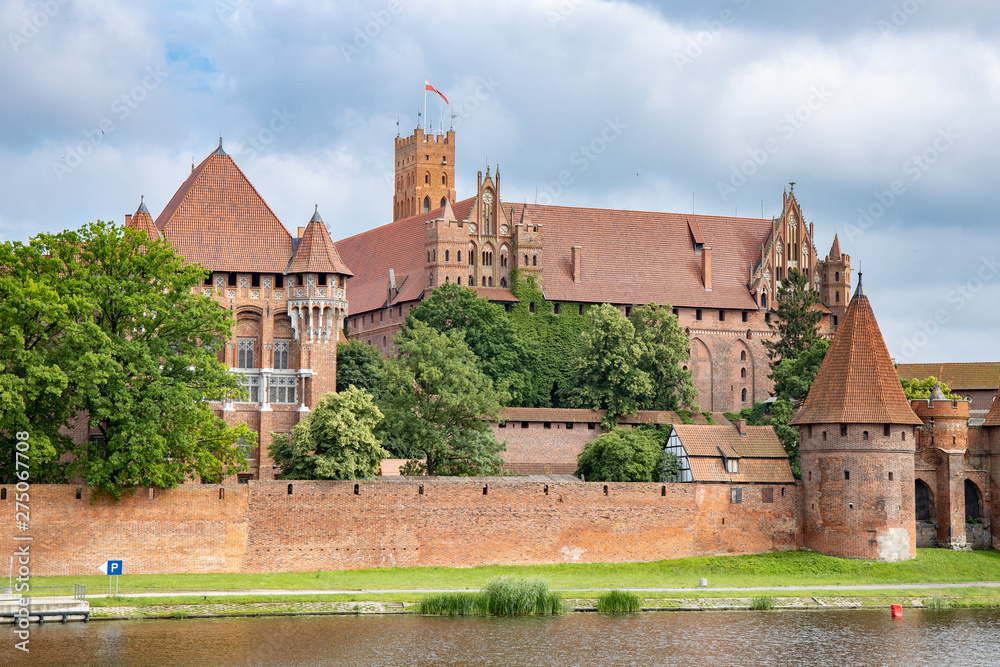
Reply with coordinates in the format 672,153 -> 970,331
1,480 -> 802,575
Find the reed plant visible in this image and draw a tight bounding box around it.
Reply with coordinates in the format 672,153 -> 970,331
749,595 -> 775,610
417,593 -> 487,616
418,577 -> 563,616
925,596 -> 949,610
597,589 -> 642,613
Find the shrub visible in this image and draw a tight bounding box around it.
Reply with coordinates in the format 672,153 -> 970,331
597,589 -> 641,613
484,576 -> 563,616
749,596 -> 775,610
575,428 -> 663,482
417,593 -> 487,616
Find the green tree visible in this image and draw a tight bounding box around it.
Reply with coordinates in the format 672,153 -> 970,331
405,281 -> 536,406
269,387 -> 387,480
379,321 -> 507,476
771,338 -> 831,401
628,303 -> 698,411
728,400 -> 801,478
900,375 -> 960,400
0,222 -> 251,498
763,268 -> 822,369
336,338 -> 387,398
575,428 -> 666,482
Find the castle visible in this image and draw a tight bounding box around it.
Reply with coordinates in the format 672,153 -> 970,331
24,127 -> 992,573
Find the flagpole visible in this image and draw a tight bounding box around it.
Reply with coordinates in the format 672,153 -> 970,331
423,83 -> 427,131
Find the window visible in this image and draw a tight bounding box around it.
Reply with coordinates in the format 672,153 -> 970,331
457,251 -> 462,263
543,422 -> 551,429
237,474 -> 251,485
833,316 -> 839,327
765,312 -> 771,323
238,339 -> 255,368
566,423 -> 574,430
740,368 -> 747,378
442,174 -> 447,185
835,271 -> 840,282
625,306 -> 632,316
883,424 -> 891,437
835,290 -> 840,303
532,255 -> 537,266
902,431 -> 906,441
844,470 -> 850,480
742,311 -> 748,323
863,431 -> 869,440
579,304 -> 585,315
425,174 -> 429,184
529,302 -> 536,314
740,350 -> 747,361
482,276 -> 486,286
269,376 -> 297,404
521,421 -> 529,429
762,488 -> 774,503
695,309 -> 702,321
423,197 -> 430,212
719,310 -> 725,321
239,374 -> 261,403
840,424 -> 848,437
741,388 -> 747,402
440,197 -> 447,208
228,272 -> 237,287
445,250 -> 450,262
588,423 -> 596,430
725,458 -> 739,474
731,487 -> 743,503
888,472 -> 894,481
273,340 -> 290,370
554,303 -> 561,315
275,275 -> 284,288
524,254 -> 529,265
822,431 -> 827,441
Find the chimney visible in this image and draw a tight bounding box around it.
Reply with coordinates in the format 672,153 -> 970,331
702,246 -> 712,291
736,418 -> 746,437
297,227 -> 306,238
572,246 -> 582,283
125,214 -> 132,226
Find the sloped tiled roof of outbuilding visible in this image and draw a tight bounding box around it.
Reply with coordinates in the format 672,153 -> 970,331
155,143 -> 294,273
895,362 -> 1000,391
687,458 -> 795,484
790,279 -> 922,426
671,424 -> 787,458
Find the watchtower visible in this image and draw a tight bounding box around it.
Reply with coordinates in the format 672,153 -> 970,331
393,127 -> 456,221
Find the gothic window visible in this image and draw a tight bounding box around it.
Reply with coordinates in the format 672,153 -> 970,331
741,388 -> 747,402
442,173 -> 447,185
239,374 -> 260,403
440,197 -> 447,208
740,350 -> 747,361
457,276 -> 461,285
238,339 -> 255,368
273,340 -> 290,370
500,277 -> 507,288
445,249 -> 450,262
269,376 -> 297,404
524,254 -> 529,265
469,275 -> 474,285
488,277 -> 493,287
482,276 -> 487,287
423,197 -> 430,212
425,173 -> 429,184
457,250 -> 462,263
835,271 -> 840,282
740,368 -> 747,378
532,255 -> 537,266
429,273 -> 434,287
836,290 -> 840,303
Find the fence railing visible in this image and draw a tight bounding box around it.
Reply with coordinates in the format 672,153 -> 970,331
0,585 -> 86,601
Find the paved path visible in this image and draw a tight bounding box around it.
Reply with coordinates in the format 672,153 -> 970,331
88,581 -> 1000,599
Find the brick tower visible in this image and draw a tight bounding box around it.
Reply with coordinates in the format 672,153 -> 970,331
984,388 -> 1000,550
393,127 -> 456,221
791,274 -> 923,561
911,384 -> 972,548
817,235 -> 851,328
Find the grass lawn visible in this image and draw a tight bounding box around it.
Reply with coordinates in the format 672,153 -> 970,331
29,549 -> 1000,597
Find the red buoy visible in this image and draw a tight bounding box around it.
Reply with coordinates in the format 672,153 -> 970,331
890,604 -> 903,618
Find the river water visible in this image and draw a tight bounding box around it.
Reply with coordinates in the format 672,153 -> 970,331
5,608 -> 1000,666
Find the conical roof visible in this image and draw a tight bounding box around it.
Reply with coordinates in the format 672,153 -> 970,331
127,197 -> 160,242
154,144 -> 294,273
790,276 -> 922,425
286,206 -> 353,276
828,234 -> 842,260
984,387 -> 1000,426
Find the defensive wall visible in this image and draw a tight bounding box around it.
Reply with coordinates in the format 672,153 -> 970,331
1,480 -> 801,576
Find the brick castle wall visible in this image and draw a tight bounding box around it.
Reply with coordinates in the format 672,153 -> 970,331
1,480 -> 801,575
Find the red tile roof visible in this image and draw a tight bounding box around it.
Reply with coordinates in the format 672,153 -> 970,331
285,208 -> 352,276
828,234 -> 842,260
984,389 -> 1000,426
126,199 -> 160,242
335,198 -> 476,313
155,145 -> 295,273
671,424 -> 788,458
513,203 -> 770,309
895,362 -> 1000,391
791,280 -> 922,425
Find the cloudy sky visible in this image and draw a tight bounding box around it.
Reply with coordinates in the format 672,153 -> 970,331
2,0 -> 998,364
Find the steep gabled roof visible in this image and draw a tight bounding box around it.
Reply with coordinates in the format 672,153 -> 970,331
286,207 -> 352,276
511,204 -> 772,309
828,234 -> 842,260
126,198 -> 160,242
155,142 -> 294,273
790,277 -> 922,425
984,388 -> 1000,426
895,362 -> 1000,392
335,197 -> 476,314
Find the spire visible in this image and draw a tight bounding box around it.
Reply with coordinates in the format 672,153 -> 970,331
126,197 -> 160,242
828,234 -> 842,260
136,194 -> 150,216
286,208 -> 353,276
310,204 -> 323,224
790,278 -> 922,426
929,381 -> 946,401
854,271 -> 865,298
214,136 -> 226,156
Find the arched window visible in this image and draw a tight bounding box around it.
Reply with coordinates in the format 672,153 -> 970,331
740,368 -> 747,378
445,250 -> 449,262
457,276 -> 462,285
740,350 -> 747,361
915,480 -> 932,521
965,480 -> 982,520
836,290 -> 840,303
761,292 -> 768,308
741,388 -> 747,402
482,276 -> 487,286
488,277 -> 493,286
445,276 -> 450,283
532,255 -> 537,266
835,271 -> 840,282
500,277 -> 507,288
469,275 -> 474,285
440,197 -> 447,208
457,251 -> 462,263
428,273 -> 433,286
423,197 -> 430,212
442,173 -> 447,185
424,173 -> 429,184
524,254 -> 529,265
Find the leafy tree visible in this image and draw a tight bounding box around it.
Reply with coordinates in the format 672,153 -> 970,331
269,387 -> 387,480
900,375 -> 960,400
379,321 -> 507,476
405,281 -> 536,406
771,338 -> 831,401
763,268 -> 822,369
628,303 -> 698,411
564,303 -> 696,426
336,338 -> 387,398
729,400 -> 801,478
575,428 -> 667,482
0,222 -> 251,498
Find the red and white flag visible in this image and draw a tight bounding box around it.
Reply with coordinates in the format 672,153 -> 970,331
425,79 -> 449,105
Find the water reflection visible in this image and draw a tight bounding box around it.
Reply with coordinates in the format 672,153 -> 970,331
6,608 -> 1000,666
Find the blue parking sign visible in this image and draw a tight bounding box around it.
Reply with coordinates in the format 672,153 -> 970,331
99,560 -> 123,575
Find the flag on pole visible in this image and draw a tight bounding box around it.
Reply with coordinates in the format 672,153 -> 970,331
425,80 -> 449,105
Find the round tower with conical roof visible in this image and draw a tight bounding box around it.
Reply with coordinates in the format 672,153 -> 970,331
791,275 -> 923,561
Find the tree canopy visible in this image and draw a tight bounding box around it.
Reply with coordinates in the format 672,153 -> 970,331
0,221 -> 251,497
563,303 -> 696,426
336,337 -> 387,399
269,386 -> 387,480
404,281 -> 536,406
770,338 -> 831,402
763,268 -> 822,368
900,375 -> 961,400
575,427 -> 676,482
378,321 -> 507,476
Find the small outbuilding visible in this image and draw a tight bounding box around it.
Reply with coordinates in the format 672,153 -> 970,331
665,420 -> 795,484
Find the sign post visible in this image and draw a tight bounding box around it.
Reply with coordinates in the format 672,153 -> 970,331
99,560 -> 123,596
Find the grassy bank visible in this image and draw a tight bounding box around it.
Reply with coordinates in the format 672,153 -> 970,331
32,549 -> 1000,596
